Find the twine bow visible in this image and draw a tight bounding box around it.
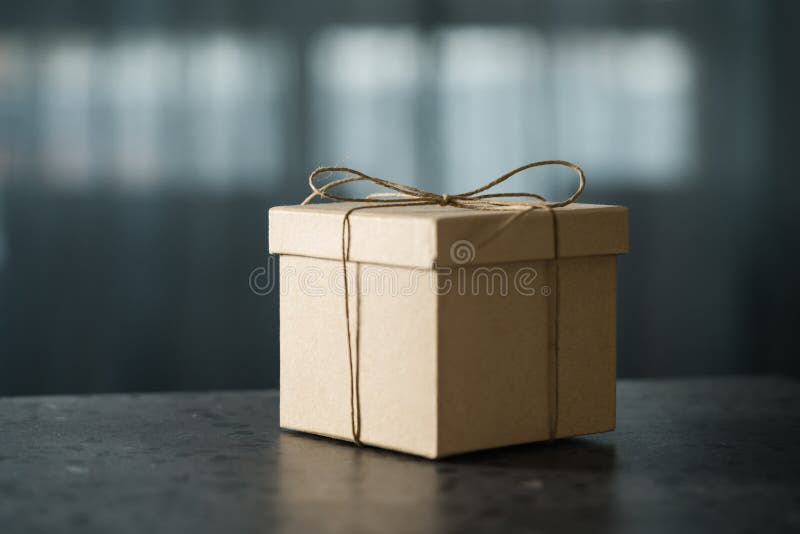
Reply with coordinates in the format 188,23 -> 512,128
301,160 -> 586,447
304,160 -> 584,210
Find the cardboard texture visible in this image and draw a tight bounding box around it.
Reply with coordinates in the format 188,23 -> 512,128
270,202 -> 628,458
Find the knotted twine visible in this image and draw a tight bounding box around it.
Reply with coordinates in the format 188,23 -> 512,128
301,160 -> 586,446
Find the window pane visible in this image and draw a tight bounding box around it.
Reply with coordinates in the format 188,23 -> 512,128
4,32 -> 289,191
38,36 -> 95,188
185,33 -> 288,189
437,27 -> 695,195
311,27 -> 423,193
437,27 -> 553,196
553,30 -> 694,186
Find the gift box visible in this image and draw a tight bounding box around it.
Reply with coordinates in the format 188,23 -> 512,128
269,200 -> 628,458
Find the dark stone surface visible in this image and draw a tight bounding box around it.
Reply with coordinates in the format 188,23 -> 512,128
0,378 -> 798,533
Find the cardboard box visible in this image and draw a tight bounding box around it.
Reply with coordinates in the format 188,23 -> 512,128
269,202 -> 628,458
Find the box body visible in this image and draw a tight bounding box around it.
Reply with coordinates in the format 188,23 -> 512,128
271,202 -> 627,458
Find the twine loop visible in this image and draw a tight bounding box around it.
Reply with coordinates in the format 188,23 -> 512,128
301,160 -> 586,447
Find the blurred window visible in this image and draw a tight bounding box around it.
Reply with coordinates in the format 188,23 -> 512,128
552,30 -> 694,187
0,25 -> 693,193
437,28 -> 553,195
310,25 -> 693,198
310,27 -> 423,192
0,32 -> 289,191
437,27 -> 694,195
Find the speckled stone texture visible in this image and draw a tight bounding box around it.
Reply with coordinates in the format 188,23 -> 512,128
0,378 -> 798,533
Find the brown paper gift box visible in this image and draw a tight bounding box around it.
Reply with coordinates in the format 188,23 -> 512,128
269,202 -> 629,459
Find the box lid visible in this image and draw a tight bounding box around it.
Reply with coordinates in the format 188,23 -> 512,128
269,202 -> 628,269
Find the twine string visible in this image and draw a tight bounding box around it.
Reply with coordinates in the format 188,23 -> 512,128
301,160 -> 586,446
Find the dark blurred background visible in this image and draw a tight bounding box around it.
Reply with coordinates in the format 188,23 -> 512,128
0,0 -> 798,395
